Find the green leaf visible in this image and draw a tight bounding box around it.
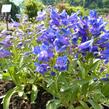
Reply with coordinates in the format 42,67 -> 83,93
19,56 -> 24,68
46,99 -> 60,109
60,85 -> 72,92
60,82 -> 79,104
80,101 -> 90,109
102,82 -> 109,97
88,99 -> 102,109
31,85 -> 38,103
8,66 -> 19,85
80,80 -> 89,95
3,87 -> 18,109
92,90 -> 105,102
47,79 -> 54,88
2,72 -> 10,80
77,60 -> 86,79
75,106 -> 84,109
89,60 -> 99,71
68,105 -> 75,109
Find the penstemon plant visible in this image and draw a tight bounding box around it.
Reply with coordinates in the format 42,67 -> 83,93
33,9 -> 109,109
1,8 -> 109,109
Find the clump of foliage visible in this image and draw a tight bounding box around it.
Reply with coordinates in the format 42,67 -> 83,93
56,3 -> 88,16
96,8 -> 109,15
102,0 -> 109,8
23,0 -> 44,19
40,0 -> 55,5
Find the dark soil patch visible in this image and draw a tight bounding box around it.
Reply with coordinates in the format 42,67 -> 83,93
9,95 -> 31,109
0,80 -> 15,109
0,80 -> 15,96
8,86 -> 53,109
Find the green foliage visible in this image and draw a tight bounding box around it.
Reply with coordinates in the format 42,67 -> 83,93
103,0 -> 109,8
41,0 -> 55,5
69,0 -> 103,9
46,99 -> 61,109
31,85 -> 38,103
56,3 -> 88,16
24,0 -> 44,19
65,0 -> 109,14
68,0 -> 83,6
42,48 -> 108,108
96,8 -> 109,15
87,1 -> 97,9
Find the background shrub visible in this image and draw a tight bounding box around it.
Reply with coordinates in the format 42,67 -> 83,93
102,0 -> 109,8
96,8 -> 109,15
23,0 -> 44,19
56,3 -> 88,16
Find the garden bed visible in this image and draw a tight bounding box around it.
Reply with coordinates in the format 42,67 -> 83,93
1,6 -> 109,109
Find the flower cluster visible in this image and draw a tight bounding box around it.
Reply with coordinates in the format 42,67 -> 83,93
33,9 -> 109,75
0,49 -> 11,58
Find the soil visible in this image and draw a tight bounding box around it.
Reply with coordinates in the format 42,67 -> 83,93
0,80 -> 15,96
9,86 -> 66,109
0,83 -> 53,109
9,95 -> 31,109
33,87 -> 53,109
0,80 -> 15,109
